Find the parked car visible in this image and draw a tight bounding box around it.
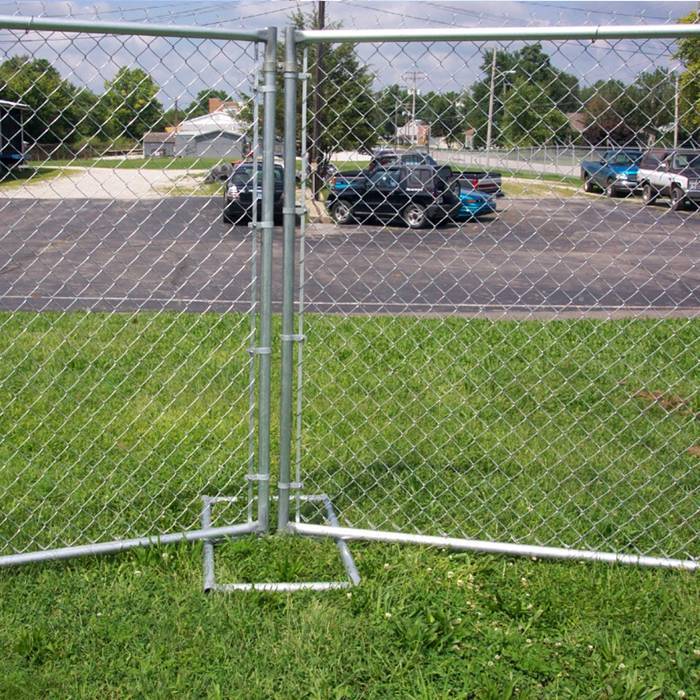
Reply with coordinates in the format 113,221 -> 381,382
453,169 -> 502,197
330,152 -> 502,197
326,164 -> 495,228
223,160 -> 284,225
638,149 -> 700,210
580,149 -> 643,197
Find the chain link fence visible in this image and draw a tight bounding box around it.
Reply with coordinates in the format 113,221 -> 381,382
279,25 -> 700,570
0,14 -> 698,575
0,16 -> 277,564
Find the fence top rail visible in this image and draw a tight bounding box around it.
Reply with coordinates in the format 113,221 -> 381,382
0,14 -> 269,42
295,23 -> 700,44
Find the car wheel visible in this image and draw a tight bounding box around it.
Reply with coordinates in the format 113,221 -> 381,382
403,202 -> 427,229
641,182 -> 658,205
605,179 -> 618,198
670,186 -> 687,211
583,176 -> 595,193
329,200 -> 353,225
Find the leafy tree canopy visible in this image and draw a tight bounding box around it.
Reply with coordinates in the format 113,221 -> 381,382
0,55 -> 103,144
102,66 -> 163,140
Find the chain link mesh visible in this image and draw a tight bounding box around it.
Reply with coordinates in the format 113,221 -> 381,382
0,23 -> 267,555
293,34 -> 699,563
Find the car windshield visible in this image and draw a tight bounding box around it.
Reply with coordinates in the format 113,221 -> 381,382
230,166 -> 283,187
673,153 -> 700,169
402,153 -> 437,166
606,152 -> 642,165
457,178 -> 478,193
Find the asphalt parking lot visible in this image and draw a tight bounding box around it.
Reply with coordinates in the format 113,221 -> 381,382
0,195 -> 698,317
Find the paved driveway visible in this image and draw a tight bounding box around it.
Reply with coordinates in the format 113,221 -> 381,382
0,196 -> 698,317
2,168 -> 204,200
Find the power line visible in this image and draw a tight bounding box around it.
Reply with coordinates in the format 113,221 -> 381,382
343,1 -> 461,28
527,2 -> 675,21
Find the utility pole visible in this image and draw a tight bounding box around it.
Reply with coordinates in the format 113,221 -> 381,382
402,70 -> 425,148
311,0 -> 325,199
485,48 -> 497,167
674,71 -> 680,149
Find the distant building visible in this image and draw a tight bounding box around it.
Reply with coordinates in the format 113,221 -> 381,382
464,127 -> 476,149
143,131 -> 176,157
396,119 -> 430,146
143,99 -> 249,159
173,111 -> 248,158
565,111 -> 587,135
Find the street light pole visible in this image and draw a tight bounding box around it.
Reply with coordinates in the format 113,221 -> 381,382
310,0 -> 325,199
485,48 -> 496,167
402,70 -> 425,148
674,70 -> 680,149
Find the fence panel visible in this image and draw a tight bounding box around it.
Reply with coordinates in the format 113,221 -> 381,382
0,17 -> 276,564
281,26 -> 700,569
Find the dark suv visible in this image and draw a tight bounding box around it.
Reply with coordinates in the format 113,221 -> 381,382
223,161 -> 284,225
367,150 -> 438,173
326,164 -> 465,228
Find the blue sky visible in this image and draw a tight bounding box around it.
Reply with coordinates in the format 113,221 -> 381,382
0,1 -> 695,109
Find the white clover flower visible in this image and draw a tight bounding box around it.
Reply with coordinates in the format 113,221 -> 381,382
677,692 -> 686,699
447,571 -> 454,578
456,579 -> 464,587
346,592 -> 352,599
383,563 -> 391,570
384,612 -> 392,620
618,662 -> 626,670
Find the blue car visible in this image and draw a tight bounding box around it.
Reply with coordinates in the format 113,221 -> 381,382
453,177 -> 497,220
580,149 -> 643,197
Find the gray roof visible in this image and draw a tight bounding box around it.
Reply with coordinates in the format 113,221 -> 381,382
0,99 -> 30,110
143,131 -> 176,143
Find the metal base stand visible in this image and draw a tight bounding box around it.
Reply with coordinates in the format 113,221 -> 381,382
201,494 -> 361,592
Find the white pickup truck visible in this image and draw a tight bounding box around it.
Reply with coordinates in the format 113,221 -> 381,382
638,150 -> 700,210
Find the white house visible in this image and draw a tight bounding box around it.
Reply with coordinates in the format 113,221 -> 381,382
174,111 -> 249,158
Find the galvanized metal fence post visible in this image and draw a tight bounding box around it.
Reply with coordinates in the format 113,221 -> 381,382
278,25 -> 298,532
255,26 -> 277,534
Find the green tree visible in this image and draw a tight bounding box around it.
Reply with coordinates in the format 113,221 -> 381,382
676,11 -> 700,137
416,91 -> 469,145
374,84 -> 411,142
0,55 -> 103,144
466,44 -> 580,148
500,79 -> 571,146
102,67 -> 163,140
581,79 -> 636,146
626,68 -> 676,143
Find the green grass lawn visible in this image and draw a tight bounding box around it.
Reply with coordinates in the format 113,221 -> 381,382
0,167 -> 68,188
500,180 -> 581,199
33,156 -> 225,170
0,313 -> 698,697
498,170 -> 581,187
